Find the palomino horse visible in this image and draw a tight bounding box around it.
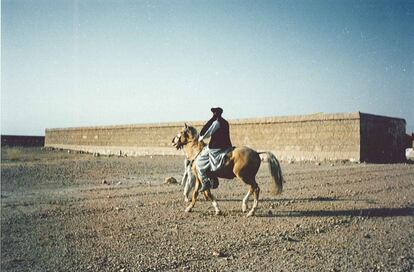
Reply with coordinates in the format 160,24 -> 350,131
172,124 -> 284,217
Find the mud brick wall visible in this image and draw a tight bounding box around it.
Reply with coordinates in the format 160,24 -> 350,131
45,112 -> 407,162
230,113 -> 361,161
45,123 -> 190,156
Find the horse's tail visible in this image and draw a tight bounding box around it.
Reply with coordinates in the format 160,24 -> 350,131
260,152 -> 284,195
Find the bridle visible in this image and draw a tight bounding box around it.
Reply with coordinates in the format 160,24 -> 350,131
172,128 -> 202,163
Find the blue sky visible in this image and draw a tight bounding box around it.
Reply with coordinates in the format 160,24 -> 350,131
2,0 -> 413,135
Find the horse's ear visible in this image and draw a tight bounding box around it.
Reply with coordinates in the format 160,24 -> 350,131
184,123 -> 188,130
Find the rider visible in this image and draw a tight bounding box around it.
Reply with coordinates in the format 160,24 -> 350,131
196,107 -> 233,192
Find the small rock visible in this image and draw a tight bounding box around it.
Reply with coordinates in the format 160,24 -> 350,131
164,177 -> 178,184
283,235 -> 299,242
212,250 -> 225,257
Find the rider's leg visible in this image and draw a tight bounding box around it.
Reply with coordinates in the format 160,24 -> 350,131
195,148 -> 212,193
206,169 -> 219,189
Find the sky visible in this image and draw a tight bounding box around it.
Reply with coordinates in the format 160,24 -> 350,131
1,0 -> 413,136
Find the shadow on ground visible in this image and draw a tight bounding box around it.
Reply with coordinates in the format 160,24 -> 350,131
258,206 -> 414,218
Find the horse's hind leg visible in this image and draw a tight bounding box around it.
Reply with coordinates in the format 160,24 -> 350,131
203,190 -> 221,215
238,175 -> 260,216
242,190 -> 252,213
247,183 -> 260,217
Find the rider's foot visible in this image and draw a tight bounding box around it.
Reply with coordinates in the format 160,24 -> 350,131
199,180 -> 211,192
211,177 -> 219,189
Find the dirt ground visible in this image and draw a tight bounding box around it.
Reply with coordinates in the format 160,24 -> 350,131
1,147 -> 413,272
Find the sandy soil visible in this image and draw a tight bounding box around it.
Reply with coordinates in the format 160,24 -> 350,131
1,147 -> 413,271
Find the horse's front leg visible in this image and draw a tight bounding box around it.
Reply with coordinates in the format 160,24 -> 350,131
181,170 -> 188,186
203,190 -> 221,215
184,170 -> 196,202
183,180 -> 191,202
185,179 -> 200,213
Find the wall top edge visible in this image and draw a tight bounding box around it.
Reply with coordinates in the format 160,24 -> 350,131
45,111 -> 402,132
359,112 -> 406,123
1,135 -> 45,138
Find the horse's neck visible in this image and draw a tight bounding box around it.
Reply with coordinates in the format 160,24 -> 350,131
184,140 -> 206,160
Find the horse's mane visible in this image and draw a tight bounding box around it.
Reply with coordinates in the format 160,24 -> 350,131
187,126 -> 199,139
186,126 -> 207,148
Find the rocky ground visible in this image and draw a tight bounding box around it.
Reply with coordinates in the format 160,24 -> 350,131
1,147 -> 413,271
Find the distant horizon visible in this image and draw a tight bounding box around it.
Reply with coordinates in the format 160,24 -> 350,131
2,1 -> 413,135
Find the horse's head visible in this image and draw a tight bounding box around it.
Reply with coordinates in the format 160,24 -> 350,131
172,123 -> 198,150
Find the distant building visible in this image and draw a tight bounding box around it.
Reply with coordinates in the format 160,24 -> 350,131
1,135 -> 45,147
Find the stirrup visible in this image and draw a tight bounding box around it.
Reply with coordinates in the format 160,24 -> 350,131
211,177 -> 219,189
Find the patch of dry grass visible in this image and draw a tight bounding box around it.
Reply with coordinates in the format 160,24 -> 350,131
5,147 -> 22,161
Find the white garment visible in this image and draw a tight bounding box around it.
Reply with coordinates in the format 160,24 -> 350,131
195,120 -> 229,181
195,146 -> 232,181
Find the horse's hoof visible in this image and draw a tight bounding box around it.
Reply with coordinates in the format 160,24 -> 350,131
242,204 -> 248,213
215,210 -> 222,216
185,207 -> 192,213
246,211 -> 254,217
184,197 -> 191,203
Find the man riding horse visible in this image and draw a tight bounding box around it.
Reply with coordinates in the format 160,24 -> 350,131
196,107 -> 233,192
172,114 -> 284,216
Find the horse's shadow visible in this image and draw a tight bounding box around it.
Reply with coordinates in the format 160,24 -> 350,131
257,206 -> 414,218
214,197 -> 413,218
217,196 -> 372,203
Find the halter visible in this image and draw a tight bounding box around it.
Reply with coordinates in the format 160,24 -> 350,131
175,126 -> 203,164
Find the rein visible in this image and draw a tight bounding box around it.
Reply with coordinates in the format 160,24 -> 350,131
189,148 -> 203,166
186,139 -> 204,166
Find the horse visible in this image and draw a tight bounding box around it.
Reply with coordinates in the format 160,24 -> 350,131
172,124 -> 284,217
